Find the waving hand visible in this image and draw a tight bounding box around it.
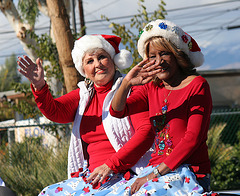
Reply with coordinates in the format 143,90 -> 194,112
17,55 -> 45,91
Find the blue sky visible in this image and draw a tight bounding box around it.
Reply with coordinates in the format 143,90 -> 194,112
0,0 -> 239,71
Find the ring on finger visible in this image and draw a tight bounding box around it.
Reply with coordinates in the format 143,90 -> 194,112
97,174 -> 102,178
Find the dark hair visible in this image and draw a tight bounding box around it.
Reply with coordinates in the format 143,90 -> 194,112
144,36 -> 198,85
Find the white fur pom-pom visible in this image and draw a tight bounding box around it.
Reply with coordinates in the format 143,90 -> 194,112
189,51 -> 204,67
114,49 -> 133,70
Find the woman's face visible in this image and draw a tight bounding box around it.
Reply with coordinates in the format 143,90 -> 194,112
148,42 -> 181,85
82,49 -> 116,87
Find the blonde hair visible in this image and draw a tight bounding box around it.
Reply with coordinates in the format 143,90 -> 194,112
144,36 -> 197,85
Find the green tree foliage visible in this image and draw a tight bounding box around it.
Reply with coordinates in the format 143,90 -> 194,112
102,0 -> 167,73
10,31 -> 81,119
0,137 -> 69,195
207,111 -> 240,190
0,54 -> 21,91
6,31 -> 63,120
103,1 -> 240,190
11,82 -> 42,119
27,31 -> 64,86
207,123 -> 233,168
210,135 -> 240,190
18,0 -> 40,27
10,23 -> 84,117
0,104 -> 15,121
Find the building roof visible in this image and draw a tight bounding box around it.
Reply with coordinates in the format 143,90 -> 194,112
199,69 -> 240,77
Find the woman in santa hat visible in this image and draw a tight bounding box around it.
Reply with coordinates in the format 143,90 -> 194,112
17,34 -> 155,195
110,19 -> 213,195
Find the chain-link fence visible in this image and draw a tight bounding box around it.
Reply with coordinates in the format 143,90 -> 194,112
0,108 -> 239,194
210,108 -> 240,145
0,121 -> 71,195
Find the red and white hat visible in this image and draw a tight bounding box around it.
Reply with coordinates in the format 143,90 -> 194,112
72,34 -> 133,77
137,19 -> 204,67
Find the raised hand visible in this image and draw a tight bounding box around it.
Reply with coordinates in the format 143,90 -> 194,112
111,58 -> 162,112
17,55 -> 45,91
124,58 -> 161,87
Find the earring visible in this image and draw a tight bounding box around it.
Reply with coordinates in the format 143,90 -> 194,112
84,78 -> 92,88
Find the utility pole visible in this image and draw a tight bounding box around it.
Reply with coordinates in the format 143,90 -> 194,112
71,0 -> 76,34
78,0 -> 86,35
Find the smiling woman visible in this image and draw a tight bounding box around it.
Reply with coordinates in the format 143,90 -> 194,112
17,34 -> 155,195
82,49 -> 116,87
110,19 -> 213,195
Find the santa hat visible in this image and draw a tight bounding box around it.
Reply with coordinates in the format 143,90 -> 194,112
72,34 -> 133,77
137,19 -> 204,67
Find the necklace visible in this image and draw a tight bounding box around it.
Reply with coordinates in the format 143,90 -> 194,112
164,89 -> 172,103
152,88 -> 173,132
152,88 -> 174,156
162,89 -> 173,114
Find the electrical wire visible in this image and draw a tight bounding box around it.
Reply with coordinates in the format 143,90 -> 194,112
88,0 -> 119,14
0,0 -> 239,60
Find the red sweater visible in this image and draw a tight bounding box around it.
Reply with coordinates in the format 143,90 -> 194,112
110,76 -> 212,176
31,80 -> 155,173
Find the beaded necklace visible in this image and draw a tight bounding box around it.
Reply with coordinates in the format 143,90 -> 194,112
152,88 -> 174,156
162,89 -> 172,114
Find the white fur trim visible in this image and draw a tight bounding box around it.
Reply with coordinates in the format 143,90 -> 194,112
71,35 -> 116,77
189,51 -> 204,67
114,49 -> 133,70
137,19 -> 204,67
68,75 -> 152,177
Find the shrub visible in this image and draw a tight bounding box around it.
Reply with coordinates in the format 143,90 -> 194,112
208,122 -> 240,190
0,137 -> 68,195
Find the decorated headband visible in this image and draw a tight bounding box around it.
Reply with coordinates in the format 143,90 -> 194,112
137,19 -> 204,67
71,34 -> 133,77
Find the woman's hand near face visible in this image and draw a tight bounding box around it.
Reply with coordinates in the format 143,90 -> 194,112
17,55 -> 45,91
111,58 -> 161,112
124,59 -> 149,86
86,163 -> 113,185
124,58 -> 162,87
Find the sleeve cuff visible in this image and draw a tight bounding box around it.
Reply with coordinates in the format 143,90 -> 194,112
105,159 -> 119,174
31,82 -> 48,96
109,105 -> 126,118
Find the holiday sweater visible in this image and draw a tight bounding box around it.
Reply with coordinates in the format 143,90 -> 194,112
31,77 -> 154,176
110,76 -> 212,176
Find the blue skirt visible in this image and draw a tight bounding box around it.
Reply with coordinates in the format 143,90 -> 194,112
38,167 -> 129,196
39,165 -> 204,196
104,165 -> 204,196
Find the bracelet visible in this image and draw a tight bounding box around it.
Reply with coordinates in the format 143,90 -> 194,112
146,176 -> 149,182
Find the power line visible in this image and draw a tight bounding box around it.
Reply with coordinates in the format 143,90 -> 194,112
177,6 -> 240,28
166,0 -> 240,12
0,0 -> 239,35
0,26 -> 50,35
90,0 -> 119,14
85,0 -> 240,23
0,21 -> 238,60
187,24 -> 239,34
169,6 -> 240,21
0,0 -> 239,60
227,24 -> 240,29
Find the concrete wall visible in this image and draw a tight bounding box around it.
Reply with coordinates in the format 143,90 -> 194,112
199,69 -> 240,108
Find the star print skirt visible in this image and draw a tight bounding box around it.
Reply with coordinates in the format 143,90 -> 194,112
38,165 -> 204,196
102,165 -> 204,196
38,166 -> 130,196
